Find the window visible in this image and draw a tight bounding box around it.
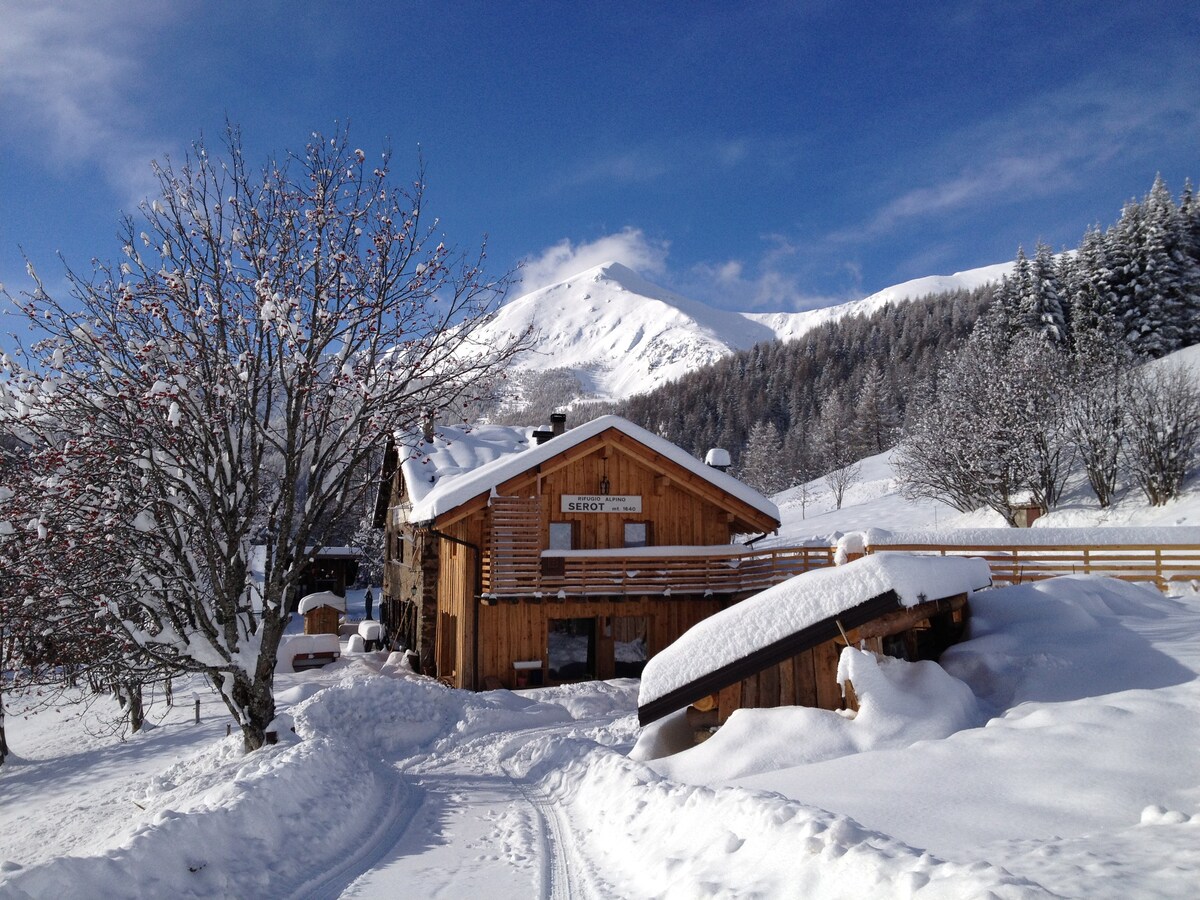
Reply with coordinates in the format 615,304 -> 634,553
548,521 -> 575,550
623,522 -> 649,548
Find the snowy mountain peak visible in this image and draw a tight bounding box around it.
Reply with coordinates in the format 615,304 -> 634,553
479,259 -> 1012,405
477,262 -> 778,401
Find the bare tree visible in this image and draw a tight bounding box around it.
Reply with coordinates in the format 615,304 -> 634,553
896,331 -> 1073,526
1123,362 -> 1200,506
0,126 -> 527,751
1064,329 -> 1133,508
814,395 -> 861,510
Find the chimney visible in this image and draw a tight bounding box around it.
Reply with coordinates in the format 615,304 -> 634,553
532,429 -> 555,445
550,412 -> 567,436
704,448 -> 731,472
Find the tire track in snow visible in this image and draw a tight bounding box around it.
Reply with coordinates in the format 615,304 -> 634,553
284,761 -> 420,900
511,777 -> 595,900
409,714 -> 618,900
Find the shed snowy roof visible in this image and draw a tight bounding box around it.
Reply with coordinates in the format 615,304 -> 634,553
297,591 -> 347,614
402,415 -> 780,526
637,553 -> 991,712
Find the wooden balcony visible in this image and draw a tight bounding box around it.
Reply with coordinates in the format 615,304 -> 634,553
481,544 -> 835,601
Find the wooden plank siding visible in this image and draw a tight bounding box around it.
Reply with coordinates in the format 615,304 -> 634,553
474,595 -> 728,690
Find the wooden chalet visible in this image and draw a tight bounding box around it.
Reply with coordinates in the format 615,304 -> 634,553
636,554 -> 992,742
375,415 -> 832,690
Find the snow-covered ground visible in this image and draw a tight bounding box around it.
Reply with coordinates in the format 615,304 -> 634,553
5,453 -> 1200,896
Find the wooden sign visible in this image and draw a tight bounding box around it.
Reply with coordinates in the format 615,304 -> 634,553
561,494 -> 642,513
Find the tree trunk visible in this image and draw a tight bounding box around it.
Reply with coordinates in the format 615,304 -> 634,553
126,682 -> 145,733
0,691 -> 9,766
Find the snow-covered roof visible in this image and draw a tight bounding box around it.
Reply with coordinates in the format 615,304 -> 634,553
297,591 -> 347,614
304,545 -> 362,558
403,415 -> 780,526
638,553 -> 991,710
400,423 -> 535,511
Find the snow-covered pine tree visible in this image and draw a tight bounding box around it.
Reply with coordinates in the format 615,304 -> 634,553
852,363 -> 898,456
1064,224 -> 1113,350
814,393 -> 861,510
1143,174 -> 1200,352
736,421 -> 788,496
1180,179 -> 1200,345
1102,179 -> 1194,358
1025,241 -> 1067,344
781,420 -> 820,518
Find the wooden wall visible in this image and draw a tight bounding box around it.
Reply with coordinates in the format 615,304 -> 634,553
488,435 -> 761,550
471,595 -> 730,690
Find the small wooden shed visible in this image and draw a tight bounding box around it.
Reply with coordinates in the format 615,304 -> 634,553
298,590 -> 346,636
636,554 -> 991,743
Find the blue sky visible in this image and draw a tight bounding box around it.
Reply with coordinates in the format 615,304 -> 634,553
1,1 -> 1197,314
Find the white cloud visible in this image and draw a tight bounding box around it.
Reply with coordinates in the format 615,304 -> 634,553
519,228 -> 670,293
682,258 -> 840,313
847,58 -> 1200,244
520,228 -> 839,312
0,1 -> 172,204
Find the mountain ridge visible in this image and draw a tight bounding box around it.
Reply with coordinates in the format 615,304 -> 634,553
478,258 -> 1013,403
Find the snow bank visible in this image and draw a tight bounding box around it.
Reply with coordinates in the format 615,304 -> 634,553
638,648 -> 982,781
7,574 -> 1199,897
639,553 -> 991,706
0,682 -> 417,898
506,740 -> 1039,898
732,577 -> 1200,866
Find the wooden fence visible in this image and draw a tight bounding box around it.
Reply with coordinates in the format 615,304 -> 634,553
865,541 -> 1200,591
477,534 -> 1199,600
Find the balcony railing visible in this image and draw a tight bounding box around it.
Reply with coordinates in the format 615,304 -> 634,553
481,544 -> 835,601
